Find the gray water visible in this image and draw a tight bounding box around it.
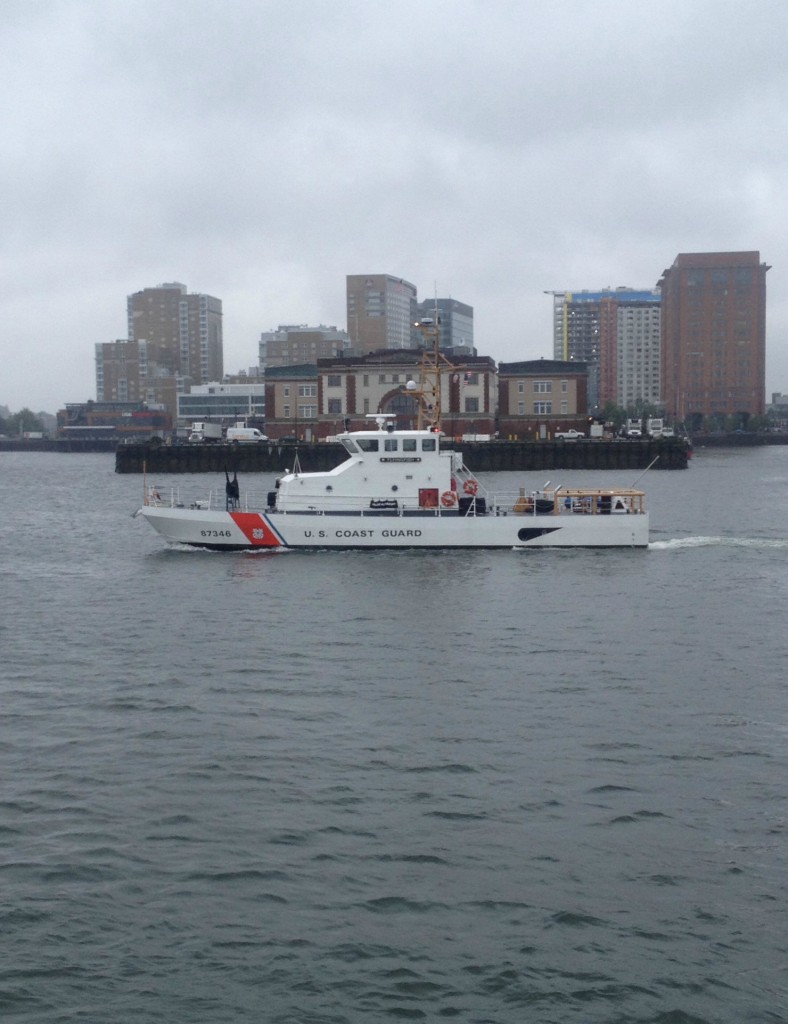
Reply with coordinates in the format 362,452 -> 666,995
1,449 -> 786,1023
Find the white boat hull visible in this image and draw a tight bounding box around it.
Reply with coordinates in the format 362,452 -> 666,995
139,505 -> 649,550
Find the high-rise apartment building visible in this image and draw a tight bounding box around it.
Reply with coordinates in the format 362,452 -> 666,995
95,281 -> 224,421
346,275 -> 418,354
658,252 -> 768,426
549,287 -> 661,411
259,324 -> 351,370
127,281 -> 223,386
414,298 -> 475,353
95,339 -> 145,404
609,292 -> 662,410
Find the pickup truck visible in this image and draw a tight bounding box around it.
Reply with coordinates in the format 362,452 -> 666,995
554,429 -> 585,441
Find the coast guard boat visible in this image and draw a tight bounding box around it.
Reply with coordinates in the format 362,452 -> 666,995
136,319 -> 649,551
136,418 -> 648,550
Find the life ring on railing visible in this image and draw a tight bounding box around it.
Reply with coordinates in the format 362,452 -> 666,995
441,490 -> 458,508
463,479 -> 479,496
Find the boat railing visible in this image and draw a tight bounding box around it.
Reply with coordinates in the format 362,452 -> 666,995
144,484 -> 185,507
145,484 -> 645,517
503,487 -> 647,516
269,486 -> 646,517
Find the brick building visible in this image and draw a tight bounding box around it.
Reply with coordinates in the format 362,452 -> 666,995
263,351 -> 497,440
658,251 -> 768,427
497,359 -> 588,439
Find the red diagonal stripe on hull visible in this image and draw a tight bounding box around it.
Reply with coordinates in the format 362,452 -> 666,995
229,512 -> 282,547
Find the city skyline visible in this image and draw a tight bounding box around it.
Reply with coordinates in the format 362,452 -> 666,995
2,1 -> 788,413
3,257 -> 773,419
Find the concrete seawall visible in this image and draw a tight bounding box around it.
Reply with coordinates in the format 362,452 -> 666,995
115,438 -> 691,474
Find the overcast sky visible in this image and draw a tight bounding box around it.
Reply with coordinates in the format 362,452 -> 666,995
3,0 -> 788,413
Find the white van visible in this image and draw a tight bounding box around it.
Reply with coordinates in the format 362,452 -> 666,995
226,427 -> 268,443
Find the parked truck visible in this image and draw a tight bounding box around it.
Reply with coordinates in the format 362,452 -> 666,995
189,422 -> 223,443
226,426 -> 268,443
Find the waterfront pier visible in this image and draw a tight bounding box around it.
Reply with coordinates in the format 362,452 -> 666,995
115,438 -> 691,474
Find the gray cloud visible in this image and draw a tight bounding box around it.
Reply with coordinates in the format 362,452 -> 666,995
2,0 -> 787,411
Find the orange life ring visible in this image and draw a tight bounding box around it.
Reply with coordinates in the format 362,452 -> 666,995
463,479 -> 479,496
441,490 -> 458,507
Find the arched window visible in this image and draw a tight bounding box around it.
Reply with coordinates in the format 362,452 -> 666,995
381,392 -> 419,428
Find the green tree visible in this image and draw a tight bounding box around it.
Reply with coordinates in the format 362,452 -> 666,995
7,409 -> 44,435
601,401 -> 626,430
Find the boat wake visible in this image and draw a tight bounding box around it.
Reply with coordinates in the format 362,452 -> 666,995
650,535 -> 788,551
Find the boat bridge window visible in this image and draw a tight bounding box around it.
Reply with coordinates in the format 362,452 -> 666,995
421,438 -> 437,451
384,438 -> 398,451
356,438 -> 379,452
340,439 -> 359,453
402,439 -> 417,452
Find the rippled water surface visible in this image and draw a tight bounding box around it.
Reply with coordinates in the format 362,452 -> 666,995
1,449 -> 787,1023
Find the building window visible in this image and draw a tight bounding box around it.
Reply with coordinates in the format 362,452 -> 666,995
534,401 -> 552,414
327,375 -> 341,387
517,401 -> 525,414
379,374 -> 386,384
363,398 -> 370,413
561,380 -> 568,393
299,405 -> 317,418
465,372 -> 479,385
464,397 -> 479,413
534,381 -> 552,393
517,381 -> 525,394
560,401 -> 568,414
298,385 -> 317,398
327,398 -> 342,415
363,375 -> 369,387
283,386 -> 290,397
283,405 -> 290,417
392,374 -> 399,383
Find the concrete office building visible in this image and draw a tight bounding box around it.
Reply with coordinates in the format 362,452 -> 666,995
414,298 -> 475,354
177,381 -> 266,425
346,275 -> 418,354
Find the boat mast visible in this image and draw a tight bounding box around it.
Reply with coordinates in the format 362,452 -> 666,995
412,316 -> 452,431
